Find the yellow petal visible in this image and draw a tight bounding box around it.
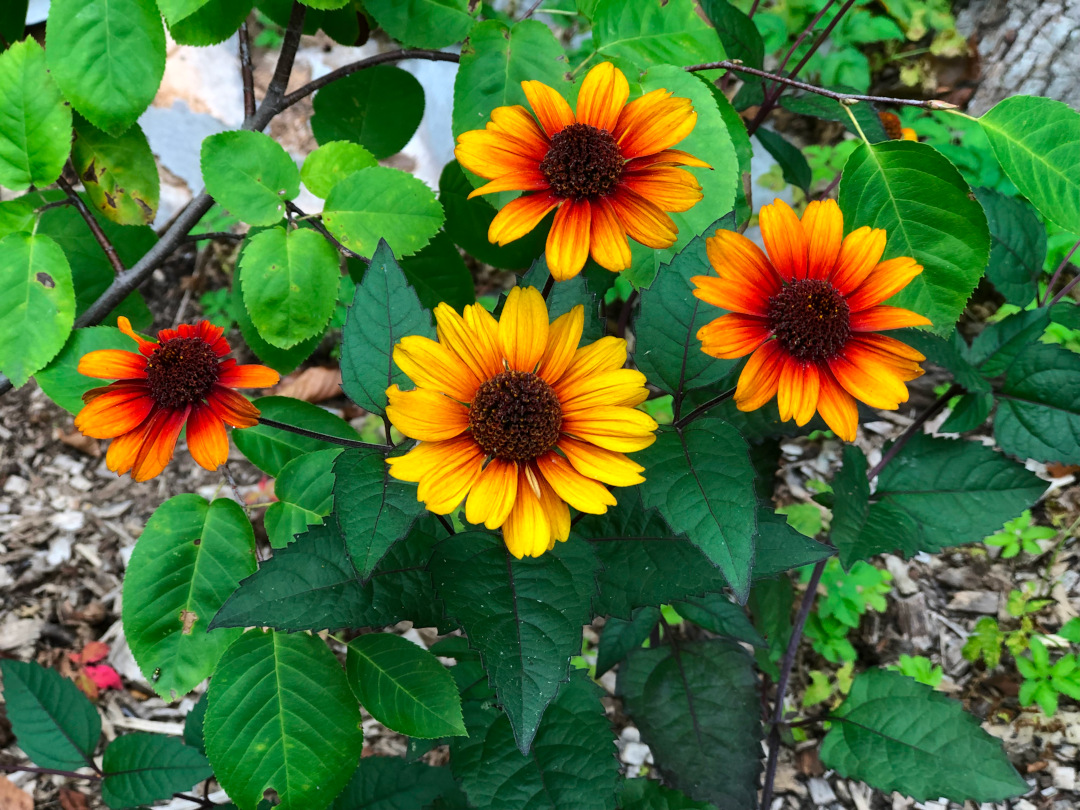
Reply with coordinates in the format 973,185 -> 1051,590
560,406 -> 658,453
386,384 -> 470,441
393,335 -> 483,403
521,79 -> 576,138
498,286 -> 550,372
557,436 -> 645,487
546,198 -> 592,281
465,458 -> 519,529
576,61 -> 629,132
435,303 -> 503,383
536,451 -> 616,514
537,306 -> 584,384
559,368 -> 649,411
554,336 -> 627,396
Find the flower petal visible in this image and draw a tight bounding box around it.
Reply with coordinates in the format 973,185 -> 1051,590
217,363 -> 280,389
560,406 -> 658,453
488,192 -> 560,245
546,198 -> 592,281
105,414 -> 157,478
846,257 -> 924,311
588,198 -> 632,273
75,384 -> 155,439
487,105 -> 550,158
626,149 -> 711,171
817,366 -> 858,441
696,313 -> 772,359
614,89 -> 697,159
77,349 -> 148,380
576,61 -> 629,132
537,305 -> 584,384
557,436 -> 645,487
499,286 -> 550,373
394,335 -> 483,403
463,302 -> 505,379
776,358 -> 820,426
691,275 -> 771,317
435,303 -> 502,382
178,321 -> 230,357
705,228 -> 783,294
849,305 -> 932,332
830,226 -> 887,295
536,451 -> 616,514
186,403 -> 229,471
465,458 -> 519,529
387,436 -> 478,483
522,79 -> 576,138
801,199 -> 844,281
415,442 -> 485,515
848,333 -> 926,368
607,187 -> 677,249
554,336 -> 627,396
130,406 -> 189,482
503,467 -> 551,559
386,384 -> 471,441
206,386 -> 261,428
559,368 -> 649,411
759,198 -> 808,281
734,341 -> 784,412
469,170 -> 551,198
117,316 -> 157,357
455,129 -> 542,178
828,351 -> 910,409
620,166 -> 703,213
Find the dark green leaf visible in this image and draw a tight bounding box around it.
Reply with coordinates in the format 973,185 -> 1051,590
749,577 -> 792,680
839,141 -> 990,334
592,0 -> 723,74
168,0 -> 255,46
0,660 -> 100,771
940,391 -> 994,433
339,240 -> 435,415
821,668 -> 1027,802
636,419 -> 756,601
311,66 -> 424,160
755,128 -> 811,195
34,326 -> 131,413
0,1 -> 27,48
46,0 -> 165,135
780,93 -> 889,143
346,633 -> 466,738
699,0 -> 762,69
206,630 -> 363,810
301,141 -> 378,199
617,640 -> 761,810
400,230 -> 476,312
431,534 -> 599,752
969,308 -> 1050,376
618,779 -> 717,810
211,515 -> 446,632
122,495 -> 256,700
751,508 -> 833,576
330,758 -> 460,810
201,131 -> 300,226
974,187 -> 1046,305
264,448 -> 339,548
830,444 -> 871,569
232,396 -> 361,476
101,733 -> 212,809
897,327 -> 990,393
231,266 -> 321,375
364,0 -> 475,49
72,116 -> 159,226
450,672 -> 619,810
183,691 -> 208,755
597,607 -> 660,675
996,341 -> 1080,464
673,594 -> 764,647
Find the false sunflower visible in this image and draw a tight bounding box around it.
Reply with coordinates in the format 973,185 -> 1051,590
692,199 -> 931,441
455,61 -> 709,282
74,317 -> 279,482
386,287 -> 657,558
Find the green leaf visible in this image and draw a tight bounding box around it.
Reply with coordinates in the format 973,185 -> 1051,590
156,0 -> 213,25
751,509 -> 832,577
755,128 -> 811,196
211,515 -> 446,632
897,327 -> 990,393
452,20 -> 570,142
232,396 -> 361,476
364,0 -> 475,48
301,141 -> 378,199
974,187 -> 1046,305
591,0 -> 723,74
231,266 -> 320,375
830,444 -> 871,569
520,256 -> 603,342
969,307 -> 1050,375
821,668 -> 1027,802
239,226 -> 341,348
399,230 -> 477,312
167,0 -> 255,46
122,495 -> 257,700
72,115 -> 159,226
779,93 -> 889,143
333,447 -> 423,576
749,577 -> 792,680
673,594 -> 764,647
451,672 -> 619,810
699,0 -> 762,69
45,0 -> 166,136
617,640 -> 761,810
0,38 -> 71,191
618,779 -> 717,810
636,419 -> 756,601
996,341 -> 1080,464
597,606 -> 660,675
979,96 -> 1080,236
101,733 -> 212,810
34,326 -> 131,413
430,534 -> 599,752
838,140 -> 990,334
183,691 -> 208,755
940,391 -> 994,433
635,219 -> 738,397
339,240 -> 435,416
0,1 -> 27,48
264,448 -> 340,548
330,759 -> 460,810
346,633 -> 466,738
0,660 -> 100,771
200,130 -> 300,226
311,66 -> 424,160
0,232 -> 75,388
324,166 -> 444,258
205,630 -> 363,810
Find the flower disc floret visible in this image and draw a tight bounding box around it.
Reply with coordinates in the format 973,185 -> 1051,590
470,371 -> 562,462
145,337 -> 220,409
539,123 -> 624,200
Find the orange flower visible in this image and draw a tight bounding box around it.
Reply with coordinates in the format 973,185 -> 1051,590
692,199 -> 932,441
455,61 -> 709,282
385,287 -> 657,558
75,317 -> 279,482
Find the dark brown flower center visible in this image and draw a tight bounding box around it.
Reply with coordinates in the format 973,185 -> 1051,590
145,337 -> 220,410
768,279 -> 851,362
469,370 -> 562,462
540,123 -> 624,200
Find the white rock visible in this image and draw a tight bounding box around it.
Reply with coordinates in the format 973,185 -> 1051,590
620,741 -> 652,767
3,475 -> 29,495
46,535 -> 73,566
1052,766 -> 1076,791
50,510 -> 86,532
807,778 -> 837,805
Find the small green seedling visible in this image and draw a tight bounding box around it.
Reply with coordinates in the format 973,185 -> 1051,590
984,511 -> 1055,558
1016,638 -> 1080,716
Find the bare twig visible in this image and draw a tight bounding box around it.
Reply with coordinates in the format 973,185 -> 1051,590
257,417 -> 391,451
541,274 -> 555,300
672,387 -> 736,429
520,0 -> 545,19
285,201 -> 366,260
0,762 -> 100,780
221,462 -> 251,520
56,174 -> 125,275
265,1 -> 307,102
238,20 -> 257,121
1042,238 -> 1080,306
181,230 -> 243,244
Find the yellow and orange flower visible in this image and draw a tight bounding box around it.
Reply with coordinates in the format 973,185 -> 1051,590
692,199 -> 932,441
385,287 -> 657,558
455,61 -> 709,282
74,317 -> 279,482
879,111 -> 917,141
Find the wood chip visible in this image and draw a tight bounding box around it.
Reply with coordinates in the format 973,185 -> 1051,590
0,774 -> 33,810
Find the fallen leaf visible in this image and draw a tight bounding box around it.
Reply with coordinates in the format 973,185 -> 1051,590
1046,462 -> 1080,478
59,787 -> 90,810
0,773 -> 32,810
56,428 -> 102,458
84,664 -> 123,692
273,366 -> 342,404
69,640 -> 110,665
73,670 -> 99,700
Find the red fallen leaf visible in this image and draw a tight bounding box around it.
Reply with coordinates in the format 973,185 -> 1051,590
59,787 -> 91,810
84,664 -> 123,692
73,670 -> 99,700
80,641 -> 110,664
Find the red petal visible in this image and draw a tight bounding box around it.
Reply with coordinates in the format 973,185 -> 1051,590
206,386 -> 260,427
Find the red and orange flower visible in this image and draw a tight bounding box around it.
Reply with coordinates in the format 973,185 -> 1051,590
74,317 -> 279,481
693,199 -> 931,441
455,61 -> 709,281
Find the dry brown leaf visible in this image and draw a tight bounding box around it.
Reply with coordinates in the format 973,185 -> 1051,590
55,428 -> 102,458
59,787 -> 90,810
273,366 -> 342,404
0,773 -> 33,810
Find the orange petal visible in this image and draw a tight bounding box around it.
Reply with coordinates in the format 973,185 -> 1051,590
487,105 -> 550,159
536,451 -> 616,514
849,305 -> 932,332
105,413 -> 156,478
801,199 -> 844,281
607,187 -> 677,249
776,358 -> 820,426
559,406 -> 658,453
546,199 -> 592,281
536,468 -> 571,550
206,386 -> 261,428
537,306 -> 585,384
696,314 -> 771,359
557,436 -> 645,487
626,149 -> 711,171
620,166 -> 703,213
499,286 -> 550,373
734,341 -> 784,412
588,198 -> 631,273
117,316 -> 157,357
691,275 -> 771,317
830,226 -> 887,295
186,403 -> 229,471
846,257 -> 924,312
488,191 -> 560,245
468,170 -> 550,198
175,321 -> 230,357
465,458 -> 519,530
217,362 -> 280,389
502,466 -> 551,559
415,442 -> 485,515
576,61 -> 629,132
522,79 -> 576,138
705,228 -> 783,295
387,435 -> 479,483
614,89 -> 697,159
394,335 -> 483,403
828,352 -> 909,409
817,366 -> 858,441
435,303 -> 502,383
848,333 -> 926,368
77,349 -> 148,380
759,198 -> 808,281
75,384 -> 155,439
386,384 -> 470,442
455,129 -> 542,179
130,406 -> 189,482
463,303 -> 505,379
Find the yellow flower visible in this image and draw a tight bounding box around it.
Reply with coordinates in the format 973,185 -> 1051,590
385,287 -> 658,558
455,61 -> 709,281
